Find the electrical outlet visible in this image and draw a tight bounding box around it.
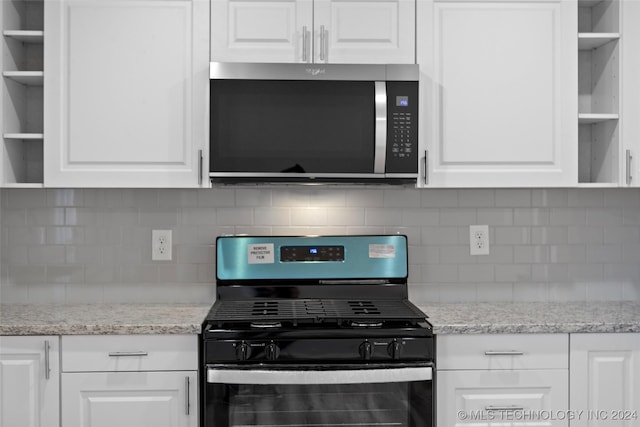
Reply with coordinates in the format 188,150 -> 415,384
152,229 -> 172,261
469,225 -> 490,255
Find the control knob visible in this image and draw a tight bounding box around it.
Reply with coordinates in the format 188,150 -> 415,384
359,340 -> 373,360
388,339 -> 402,359
265,341 -> 281,361
235,341 -> 251,361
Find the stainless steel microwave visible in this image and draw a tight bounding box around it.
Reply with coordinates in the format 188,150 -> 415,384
209,62 -> 419,184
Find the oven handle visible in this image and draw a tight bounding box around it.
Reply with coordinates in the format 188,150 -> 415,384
208,365 -> 432,385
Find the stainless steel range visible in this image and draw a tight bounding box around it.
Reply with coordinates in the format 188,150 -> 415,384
201,235 -> 434,427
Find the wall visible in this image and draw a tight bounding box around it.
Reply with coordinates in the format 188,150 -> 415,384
1,187 -> 639,304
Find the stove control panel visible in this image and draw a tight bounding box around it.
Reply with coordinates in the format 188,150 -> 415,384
206,336 -> 433,364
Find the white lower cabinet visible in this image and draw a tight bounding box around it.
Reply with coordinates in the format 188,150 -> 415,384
61,371 -> 197,427
60,335 -> 198,427
436,334 -> 569,427
570,333 -> 640,427
0,336 -> 60,427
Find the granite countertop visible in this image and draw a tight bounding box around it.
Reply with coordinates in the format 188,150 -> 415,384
0,303 -> 212,335
1,301 -> 639,336
418,301 -> 640,334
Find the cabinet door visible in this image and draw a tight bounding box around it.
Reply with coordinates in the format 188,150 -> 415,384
61,371 -> 197,427
438,369 -> 569,427
0,336 -> 60,427
211,0 -> 313,63
417,0 -> 577,187
570,333 -> 640,427
44,0 -> 209,187
313,0 -> 415,64
622,0 -> 640,187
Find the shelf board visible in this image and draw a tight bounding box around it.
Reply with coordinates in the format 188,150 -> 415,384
3,133 -> 44,140
577,182 -> 620,188
3,30 -> 44,43
2,71 -> 44,86
578,0 -> 606,7
0,183 -> 44,189
578,33 -> 620,50
578,113 -> 619,124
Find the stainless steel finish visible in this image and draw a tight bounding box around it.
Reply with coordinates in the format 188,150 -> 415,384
423,150 -> 428,185
108,351 -> 149,357
185,376 -> 191,415
198,149 -> 203,186
374,81 -> 387,174
250,322 -> 283,329
302,26 -> 308,62
44,340 -> 50,380
485,406 -> 525,412
319,25 -> 326,61
627,149 -> 633,185
209,172 -> 417,179
351,321 -> 384,328
208,366 -> 432,385
484,351 -> 524,356
210,62 -> 418,82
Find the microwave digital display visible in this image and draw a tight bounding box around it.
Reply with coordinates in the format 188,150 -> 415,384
396,96 -> 409,107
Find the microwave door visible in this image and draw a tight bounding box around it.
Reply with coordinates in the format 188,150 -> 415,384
209,80 -> 377,178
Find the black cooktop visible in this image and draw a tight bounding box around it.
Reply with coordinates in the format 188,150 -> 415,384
205,298 -> 427,327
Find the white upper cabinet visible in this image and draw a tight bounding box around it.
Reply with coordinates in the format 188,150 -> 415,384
417,0 -> 578,187
211,0 -> 415,64
44,0 -> 209,187
622,0 -> 640,187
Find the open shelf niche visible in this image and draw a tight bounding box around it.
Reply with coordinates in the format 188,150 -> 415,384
577,0 -> 620,185
2,0 -> 45,186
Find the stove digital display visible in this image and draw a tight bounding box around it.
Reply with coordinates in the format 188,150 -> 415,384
281,245 -> 345,262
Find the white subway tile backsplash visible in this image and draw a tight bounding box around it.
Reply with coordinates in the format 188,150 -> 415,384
532,189 -> 568,207
421,189 -> 458,208
401,208 -> 439,226
1,188 -> 639,303
567,189 -> 604,207
496,189 -> 531,207
495,264 -> 532,283
438,208 -> 476,226
458,189 -> 494,207
477,208 -> 513,226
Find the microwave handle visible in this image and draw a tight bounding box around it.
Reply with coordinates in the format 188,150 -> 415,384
374,81 -> 387,174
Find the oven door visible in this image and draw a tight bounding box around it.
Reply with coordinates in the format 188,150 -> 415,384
204,363 -> 433,427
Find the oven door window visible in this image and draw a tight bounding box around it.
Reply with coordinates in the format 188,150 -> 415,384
205,366 -> 432,427
210,80 -> 375,174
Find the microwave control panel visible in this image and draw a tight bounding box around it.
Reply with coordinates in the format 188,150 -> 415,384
386,81 -> 418,174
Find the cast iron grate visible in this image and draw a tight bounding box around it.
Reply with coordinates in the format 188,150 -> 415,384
206,298 -> 425,326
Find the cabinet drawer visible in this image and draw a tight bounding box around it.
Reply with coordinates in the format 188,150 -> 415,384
62,335 -> 197,372
437,334 -> 568,370
437,369 -> 569,427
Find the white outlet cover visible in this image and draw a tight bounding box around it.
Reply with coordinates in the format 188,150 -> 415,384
469,225 -> 490,255
152,229 -> 172,261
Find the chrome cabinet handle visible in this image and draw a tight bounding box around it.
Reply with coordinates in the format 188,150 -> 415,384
185,376 -> 191,415
44,340 -> 51,380
423,150 -> 429,185
626,149 -> 633,185
108,351 -> 149,357
198,149 -> 203,186
486,405 -> 525,412
484,350 -> 524,356
302,26 -> 308,62
319,25 -> 326,61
